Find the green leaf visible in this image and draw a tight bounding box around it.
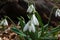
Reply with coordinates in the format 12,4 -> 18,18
38,35 -> 58,40
45,26 -> 60,37
27,14 -> 32,20
35,11 -> 44,37
40,24 -> 49,31
43,24 -> 49,31
38,31 -> 42,38
11,27 -> 26,37
17,17 -> 25,29
27,37 -> 32,40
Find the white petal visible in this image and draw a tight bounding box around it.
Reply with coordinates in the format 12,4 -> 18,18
27,6 -> 32,13
23,21 -> 30,32
4,19 -> 8,26
27,4 -> 35,13
0,19 -> 8,26
55,9 -> 60,17
23,25 -> 28,32
23,20 -> 36,33
29,25 -> 32,32
31,23 -> 35,32
31,14 -> 39,25
28,22 -> 35,32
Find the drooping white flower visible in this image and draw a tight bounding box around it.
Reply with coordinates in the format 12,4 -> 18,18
0,19 -> 8,26
31,14 -> 39,26
27,4 -> 36,13
23,21 -> 35,32
55,9 -> 60,17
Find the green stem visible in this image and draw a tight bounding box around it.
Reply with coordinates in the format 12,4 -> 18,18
5,16 -> 16,26
48,5 -> 59,25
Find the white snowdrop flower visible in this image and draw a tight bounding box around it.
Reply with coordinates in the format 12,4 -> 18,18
4,19 -> 8,26
31,14 -> 39,26
55,9 -> 60,17
27,4 -> 36,13
0,19 -> 8,26
23,21 -> 35,32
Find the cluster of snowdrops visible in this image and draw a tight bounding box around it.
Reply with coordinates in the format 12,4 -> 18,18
0,4 -> 60,40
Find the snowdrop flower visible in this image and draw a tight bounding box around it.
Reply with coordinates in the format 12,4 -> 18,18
23,21 -> 35,32
27,4 -> 36,13
31,14 -> 39,26
55,9 -> 60,17
0,19 -> 8,26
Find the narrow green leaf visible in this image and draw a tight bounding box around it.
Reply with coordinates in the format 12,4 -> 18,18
43,24 -> 49,31
38,31 -> 42,38
17,17 -> 25,29
35,11 -> 44,37
39,37 -> 57,40
45,26 -> 60,37
11,27 -> 26,37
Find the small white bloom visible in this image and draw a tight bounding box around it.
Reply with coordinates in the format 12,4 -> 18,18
31,14 -> 39,25
27,4 -> 36,13
23,21 -> 35,32
0,19 -> 8,26
55,9 -> 60,17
